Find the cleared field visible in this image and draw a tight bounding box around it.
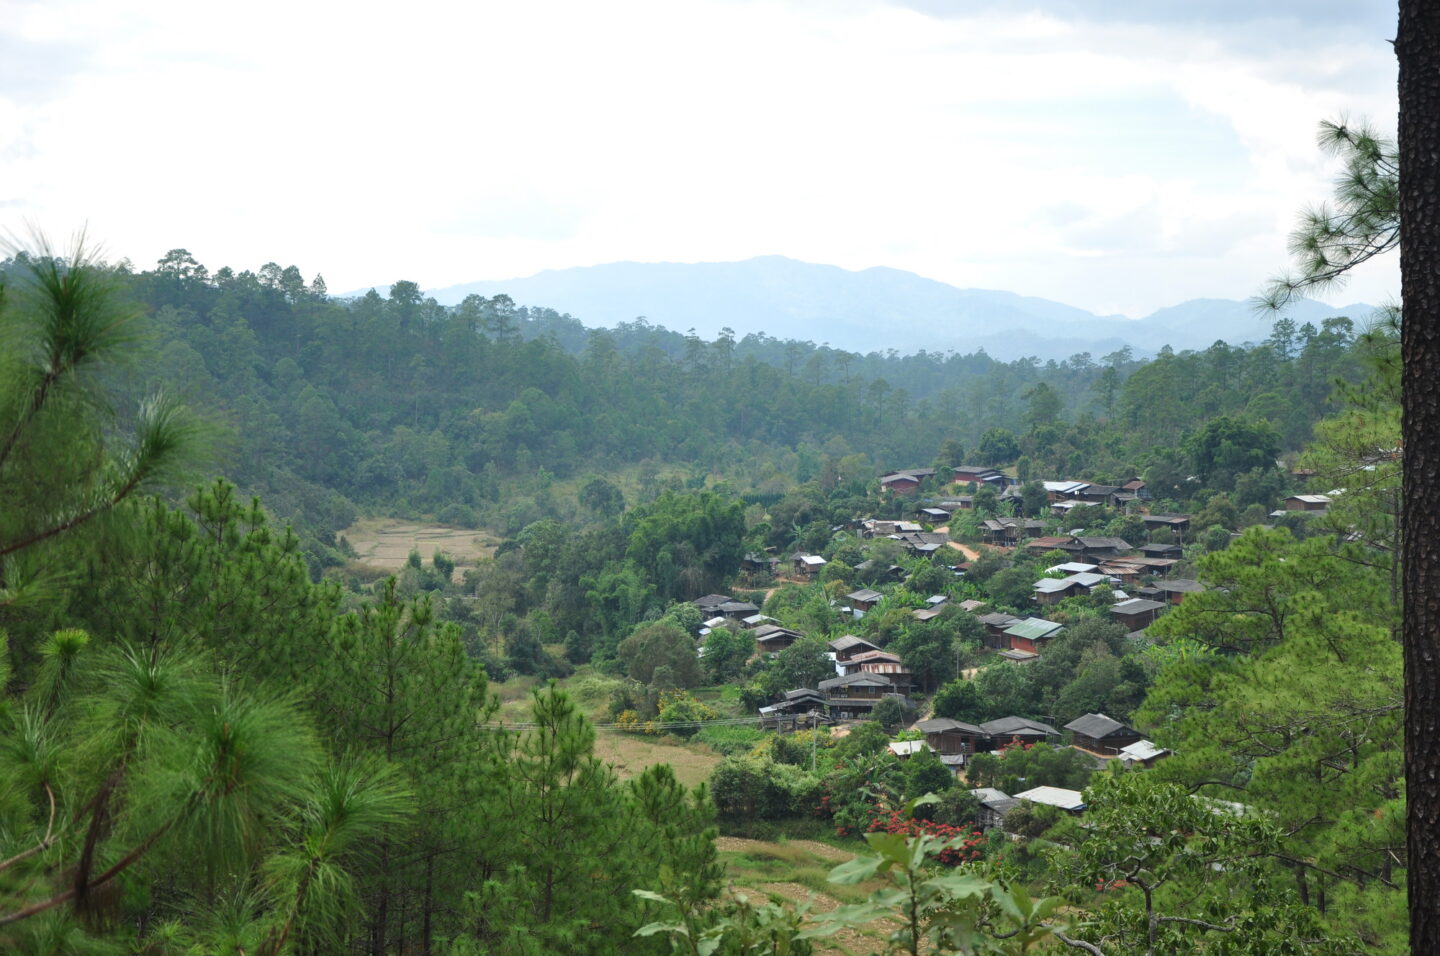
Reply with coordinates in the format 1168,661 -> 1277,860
592,729 -> 723,788
341,518 -> 497,572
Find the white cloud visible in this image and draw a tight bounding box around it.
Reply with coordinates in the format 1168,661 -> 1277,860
0,0 -> 1399,316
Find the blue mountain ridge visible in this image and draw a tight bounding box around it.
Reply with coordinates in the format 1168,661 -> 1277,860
352,255 -> 1373,362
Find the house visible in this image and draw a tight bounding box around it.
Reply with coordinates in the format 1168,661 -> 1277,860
1284,494 -> 1332,512
1026,535 -> 1087,557
1014,785 -> 1087,813
1117,739 -> 1171,768
953,466 -> 1009,486
979,716 -> 1061,747
752,624 -> 804,653
1154,578 -> 1205,605
828,634 -> 882,663
1003,617 -> 1065,654
1098,562 -> 1146,585
915,717 -> 989,756
880,468 -> 936,495
1065,713 -> 1143,755
918,506 -> 952,522
888,740 -> 930,758
716,599 -> 759,620
937,496 -> 975,512
912,606 -> 944,622
972,788 -> 1020,829
1110,597 -> 1166,630
1032,577 -> 1083,605
1121,478 -> 1149,500
981,518 -> 1022,546
758,688 -> 830,728
692,593 -> 735,617
978,612 -> 1022,649
1143,514 -> 1191,539
818,672 -> 900,719
837,649 -> 903,676
1075,537 -> 1133,561
846,588 -> 885,613
792,553 -> 827,577
741,613 -> 777,628
1124,556 -> 1180,577
1043,480 -> 1091,501
1033,571 -> 1112,606
958,599 -> 988,613
742,552 -> 779,574
1075,484 -> 1123,505
1050,499 -> 1101,518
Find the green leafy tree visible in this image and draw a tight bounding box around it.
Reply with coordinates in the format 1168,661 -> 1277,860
618,622 -> 702,688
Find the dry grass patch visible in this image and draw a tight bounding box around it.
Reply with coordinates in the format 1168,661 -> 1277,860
592,729 -> 722,788
341,518 -> 497,573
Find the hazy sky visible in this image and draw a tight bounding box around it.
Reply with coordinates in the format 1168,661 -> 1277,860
1,0 -> 1399,317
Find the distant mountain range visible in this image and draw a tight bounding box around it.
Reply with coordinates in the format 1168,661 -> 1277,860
351,256 -> 1373,361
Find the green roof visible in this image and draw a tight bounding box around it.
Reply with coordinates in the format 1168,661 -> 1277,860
1003,617 -> 1064,640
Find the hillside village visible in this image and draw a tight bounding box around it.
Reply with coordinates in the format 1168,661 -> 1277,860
681,460 -> 1338,833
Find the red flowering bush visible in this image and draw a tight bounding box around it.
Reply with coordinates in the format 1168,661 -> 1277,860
863,809 -> 985,866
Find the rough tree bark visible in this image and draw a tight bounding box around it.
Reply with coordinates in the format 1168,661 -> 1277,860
1398,2 -> 1440,950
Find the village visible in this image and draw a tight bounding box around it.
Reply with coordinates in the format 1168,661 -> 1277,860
685,461 -> 1335,831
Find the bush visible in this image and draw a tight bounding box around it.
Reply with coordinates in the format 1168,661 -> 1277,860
437,502 -> 480,528
693,725 -> 768,755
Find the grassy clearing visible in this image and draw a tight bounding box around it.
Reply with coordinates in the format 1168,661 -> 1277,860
341,518 -> 498,573
592,729 -> 723,788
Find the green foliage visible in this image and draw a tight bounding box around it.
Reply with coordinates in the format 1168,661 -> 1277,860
1057,772 -> 1347,954
619,622 -> 703,688
966,744 -> 1095,794
901,747 -> 953,800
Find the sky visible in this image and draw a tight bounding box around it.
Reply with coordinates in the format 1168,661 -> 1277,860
0,0 -> 1400,317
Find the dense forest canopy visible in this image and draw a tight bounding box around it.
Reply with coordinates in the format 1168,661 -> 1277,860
16,249 -> 1366,557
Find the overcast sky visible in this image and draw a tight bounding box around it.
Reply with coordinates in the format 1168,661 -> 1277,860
1,0 -> 1399,317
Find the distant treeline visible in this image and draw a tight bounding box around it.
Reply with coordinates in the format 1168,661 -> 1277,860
13,250 -> 1366,551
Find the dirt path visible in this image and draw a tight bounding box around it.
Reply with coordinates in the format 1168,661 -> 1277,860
933,526 -> 981,561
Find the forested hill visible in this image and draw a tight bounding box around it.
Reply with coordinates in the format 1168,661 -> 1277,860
395,255 -> 1371,361
71,250 -> 1367,558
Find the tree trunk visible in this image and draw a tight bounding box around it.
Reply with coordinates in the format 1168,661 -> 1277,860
1398,2 -> 1440,951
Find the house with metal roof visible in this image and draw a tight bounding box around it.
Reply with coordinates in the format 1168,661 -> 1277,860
1014,785 -> 1087,812
1003,617 -> 1065,654
1065,713 -> 1142,755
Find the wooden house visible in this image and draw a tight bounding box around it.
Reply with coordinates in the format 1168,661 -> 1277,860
1065,713 -> 1143,755
818,673 -> 898,719
741,552 -> 779,574
1003,617 -> 1064,654
979,716 -> 1060,748
1142,514 -> 1191,540
1110,597 -> 1166,630
1075,537 -> 1133,561
1284,494 -> 1332,512
846,588 -> 885,613
915,717 -> 988,756
752,624 -> 803,653
978,612 -> 1021,649
828,634 -> 882,663
692,594 -> 735,617
1155,578 -> 1205,605
792,553 -> 827,577
952,466 -> 1009,486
